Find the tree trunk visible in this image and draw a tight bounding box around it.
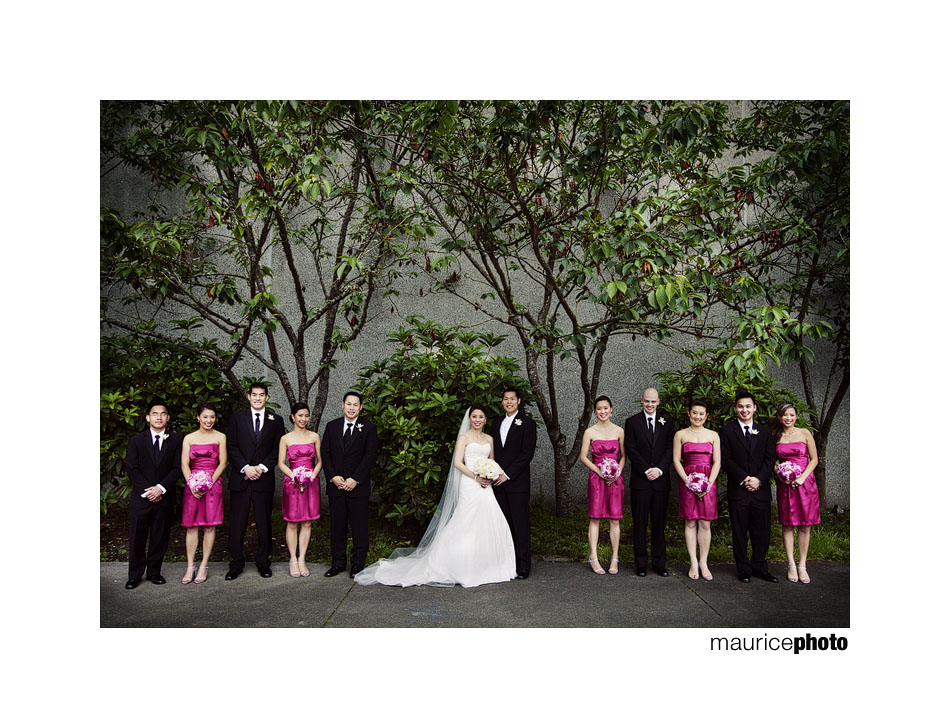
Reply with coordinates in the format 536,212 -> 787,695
552,433 -> 574,516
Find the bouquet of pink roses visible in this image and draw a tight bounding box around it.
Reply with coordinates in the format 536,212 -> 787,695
776,461 -> 803,486
685,472 -> 711,499
598,458 -> 621,483
187,471 -> 214,495
472,457 -> 502,480
291,466 -> 315,493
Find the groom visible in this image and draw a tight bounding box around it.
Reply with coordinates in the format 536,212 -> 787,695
226,382 -> 286,580
720,390 -> 778,583
321,391 -> 379,578
490,387 -> 537,580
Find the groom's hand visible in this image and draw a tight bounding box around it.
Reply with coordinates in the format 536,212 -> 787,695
494,473 -> 509,485
332,475 -> 346,489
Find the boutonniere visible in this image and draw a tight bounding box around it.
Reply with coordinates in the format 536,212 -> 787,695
161,433 -> 169,441
658,417 -> 666,426
356,422 -> 364,431
267,414 -> 275,421
751,429 -> 759,436
515,419 -> 522,426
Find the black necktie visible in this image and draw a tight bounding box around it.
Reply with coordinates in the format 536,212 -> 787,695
744,425 -> 751,440
153,434 -> 161,461
647,417 -> 654,434
343,422 -> 353,446
255,412 -> 261,436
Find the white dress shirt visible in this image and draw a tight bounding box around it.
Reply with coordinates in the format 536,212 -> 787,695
500,412 -> 517,447
149,428 -> 168,494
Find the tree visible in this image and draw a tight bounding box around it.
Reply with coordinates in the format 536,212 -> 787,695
101,101 -> 432,428
710,101 -> 849,501
391,100 -> 797,515
356,316 -> 533,526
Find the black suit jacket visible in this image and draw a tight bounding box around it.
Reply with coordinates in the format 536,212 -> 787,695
719,419 -> 776,502
490,411 -> 537,495
623,411 -> 674,491
226,408 -> 285,493
321,416 -> 379,498
125,429 -> 183,510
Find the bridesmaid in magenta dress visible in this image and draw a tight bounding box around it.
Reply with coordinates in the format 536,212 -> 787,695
180,404 -> 227,584
771,403 -> 820,584
672,399 -> 721,581
277,403 -> 323,578
579,396 -> 626,575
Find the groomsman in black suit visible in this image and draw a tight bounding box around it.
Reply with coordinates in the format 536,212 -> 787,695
124,400 -> 183,589
623,387 -> 674,577
490,387 -> 537,580
321,391 -> 379,578
720,391 -> 778,583
225,382 -> 285,580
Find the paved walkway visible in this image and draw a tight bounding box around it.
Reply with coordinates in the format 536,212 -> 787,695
101,560 -> 849,628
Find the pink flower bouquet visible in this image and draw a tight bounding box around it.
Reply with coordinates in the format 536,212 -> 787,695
187,471 -> 214,494
776,461 -> 803,486
599,458 -> 621,483
291,466 -> 315,492
685,472 -> 711,499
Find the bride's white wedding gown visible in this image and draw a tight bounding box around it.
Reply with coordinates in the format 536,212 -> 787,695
355,441 -> 517,587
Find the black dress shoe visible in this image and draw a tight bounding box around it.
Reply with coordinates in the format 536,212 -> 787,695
125,578 -> 141,590
515,573 -> 528,580
738,575 -> 751,583
149,574 -> 166,585
753,572 -> 779,583
225,568 -> 243,580
258,566 -> 273,578
324,565 -> 346,577
636,568 -> 647,577
349,566 -> 364,578
653,567 -> 669,577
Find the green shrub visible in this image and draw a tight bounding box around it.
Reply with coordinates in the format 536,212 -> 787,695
655,348 -> 813,431
357,316 -> 534,526
100,334 -> 250,513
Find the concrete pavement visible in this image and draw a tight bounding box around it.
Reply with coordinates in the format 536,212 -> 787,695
101,560 -> 849,628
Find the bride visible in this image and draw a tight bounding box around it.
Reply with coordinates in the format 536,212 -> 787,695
354,405 -> 517,588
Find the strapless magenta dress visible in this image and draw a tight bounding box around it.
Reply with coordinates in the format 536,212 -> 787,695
587,440 -> 625,519
283,443 -> 321,522
678,441 -> 717,520
181,443 -> 224,527
776,441 -> 821,526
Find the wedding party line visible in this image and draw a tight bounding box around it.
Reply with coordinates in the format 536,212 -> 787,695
124,379 -> 821,591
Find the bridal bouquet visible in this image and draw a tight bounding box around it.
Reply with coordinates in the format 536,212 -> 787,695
685,472 -> 711,499
472,457 -> 502,480
187,471 -> 214,495
291,466 -> 315,492
599,458 -> 621,483
776,461 -> 803,486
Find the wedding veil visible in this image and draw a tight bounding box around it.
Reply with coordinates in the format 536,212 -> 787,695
353,409 -> 472,587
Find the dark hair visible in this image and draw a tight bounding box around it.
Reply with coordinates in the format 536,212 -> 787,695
688,398 -> 709,413
734,390 -> 756,405
468,404 -> 488,418
196,403 -> 216,417
771,402 -> 798,442
290,402 -> 310,417
248,382 -> 269,395
501,386 -> 521,399
146,399 -> 169,414
343,390 -> 363,405
594,395 -> 612,408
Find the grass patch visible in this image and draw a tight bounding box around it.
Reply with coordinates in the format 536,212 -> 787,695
102,498 -> 848,565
